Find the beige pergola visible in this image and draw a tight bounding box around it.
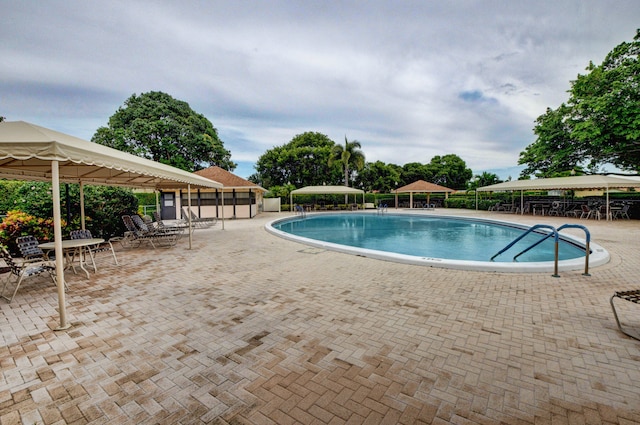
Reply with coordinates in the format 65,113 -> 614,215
477,175 -> 640,219
394,180 -> 454,208
0,120 -> 223,330
290,185 -> 365,210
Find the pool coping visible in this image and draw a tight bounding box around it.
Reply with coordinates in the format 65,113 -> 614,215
265,212 -> 610,273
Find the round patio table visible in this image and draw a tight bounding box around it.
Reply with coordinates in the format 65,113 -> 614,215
39,238 -> 105,279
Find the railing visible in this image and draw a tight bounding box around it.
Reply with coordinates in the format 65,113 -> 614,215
141,204 -> 157,216
294,205 -> 306,218
377,203 -> 388,214
491,224 -> 560,277
491,223 -> 592,277
556,224 -> 591,276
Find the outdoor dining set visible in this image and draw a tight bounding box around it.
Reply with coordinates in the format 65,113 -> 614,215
0,212 -> 203,303
490,200 -> 631,220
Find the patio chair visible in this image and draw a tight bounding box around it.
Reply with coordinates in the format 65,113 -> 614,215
613,203 -> 630,220
564,204 -> 580,218
610,290 -> 640,340
16,235 -> 50,262
70,229 -> 119,268
580,204 -> 596,219
1,246 -> 57,303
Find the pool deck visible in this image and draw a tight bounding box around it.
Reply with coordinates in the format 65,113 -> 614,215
1,209 -> 640,424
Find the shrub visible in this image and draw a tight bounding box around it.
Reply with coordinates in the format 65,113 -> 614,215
0,210 -> 61,255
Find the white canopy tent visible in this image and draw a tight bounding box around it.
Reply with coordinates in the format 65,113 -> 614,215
290,185 -> 365,210
477,175 -> 640,218
0,121 -> 222,330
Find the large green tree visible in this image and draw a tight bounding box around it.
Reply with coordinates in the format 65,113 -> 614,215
252,132 -> 342,188
425,154 -> 473,190
355,161 -> 402,193
92,91 -> 235,172
399,162 -> 431,186
520,30 -> 640,176
518,104 -> 586,177
328,136 -> 365,187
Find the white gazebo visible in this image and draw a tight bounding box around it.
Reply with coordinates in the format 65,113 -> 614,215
477,175 -> 640,219
290,185 -> 365,211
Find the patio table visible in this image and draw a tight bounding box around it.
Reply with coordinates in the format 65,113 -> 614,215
39,238 -> 105,279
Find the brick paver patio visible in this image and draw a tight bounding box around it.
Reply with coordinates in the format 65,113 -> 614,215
1,209 -> 639,424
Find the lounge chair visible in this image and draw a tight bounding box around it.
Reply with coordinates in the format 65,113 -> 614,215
121,215 -> 178,248
181,207 -> 217,228
1,245 -> 57,303
152,211 -> 188,236
132,214 -> 180,246
611,290 -> 640,340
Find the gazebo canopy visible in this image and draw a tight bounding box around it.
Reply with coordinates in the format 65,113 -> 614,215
291,185 -> 365,195
0,121 -> 223,190
393,180 -> 454,208
476,174 -> 640,220
0,120 -> 223,330
477,175 -> 640,192
394,180 -> 454,193
289,185 -> 365,210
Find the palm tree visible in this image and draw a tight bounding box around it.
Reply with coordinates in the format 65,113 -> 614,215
329,136 -> 365,187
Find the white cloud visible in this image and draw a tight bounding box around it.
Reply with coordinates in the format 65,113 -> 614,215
1,0 -> 638,179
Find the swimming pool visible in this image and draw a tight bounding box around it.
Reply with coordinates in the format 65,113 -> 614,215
266,212 -> 610,272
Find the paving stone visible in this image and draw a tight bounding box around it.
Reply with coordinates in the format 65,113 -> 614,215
1,210 -> 640,423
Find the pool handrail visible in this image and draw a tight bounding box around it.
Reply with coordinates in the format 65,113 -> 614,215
558,224 -> 591,276
511,224 -> 591,276
491,224 -> 560,277
490,224 -> 558,262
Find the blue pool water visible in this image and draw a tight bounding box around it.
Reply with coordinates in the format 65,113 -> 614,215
270,213 -> 587,263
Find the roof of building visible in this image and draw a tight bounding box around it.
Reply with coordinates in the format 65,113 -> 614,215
195,166 -> 266,191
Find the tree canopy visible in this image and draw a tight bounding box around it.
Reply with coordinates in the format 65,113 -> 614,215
425,154 -> 473,190
354,161 -> 402,193
92,91 -> 235,172
251,132 -> 343,188
467,171 -> 502,191
519,29 -> 640,177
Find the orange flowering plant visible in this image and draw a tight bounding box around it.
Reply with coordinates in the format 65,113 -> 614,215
0,210 -> 65,255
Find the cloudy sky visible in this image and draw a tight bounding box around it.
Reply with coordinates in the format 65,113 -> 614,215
1,1 -> 638,179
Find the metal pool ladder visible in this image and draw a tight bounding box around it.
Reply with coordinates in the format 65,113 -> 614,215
490,224 -> 591,277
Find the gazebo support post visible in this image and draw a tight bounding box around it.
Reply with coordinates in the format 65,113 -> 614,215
187,184 -> 193,249
79,181 -> 85,229
52,160 -> 71,330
